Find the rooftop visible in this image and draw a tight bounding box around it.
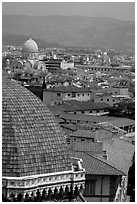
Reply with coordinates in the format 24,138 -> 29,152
60,113 -> 135,127
2,73 -> 71,177
52,100 -> 110,112
44,85 -> 92,93
70,130 -> 95,139
70,151 -> 124,176
101,138 -> 135,175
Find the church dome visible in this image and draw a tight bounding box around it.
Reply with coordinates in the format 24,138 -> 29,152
22,37 -> 38,53
2,74 -> 71,177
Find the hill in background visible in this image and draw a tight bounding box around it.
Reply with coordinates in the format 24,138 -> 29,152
2,15 -> 135,51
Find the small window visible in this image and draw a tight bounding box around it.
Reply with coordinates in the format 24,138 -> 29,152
57,93 -> 61,97
68,94 -> 71,96
85,180 -> 96,195
101,98 -> 103,101
89,110 -> 92,113
113,99 -> 115,102
96,110 -> 99,113
66,138 -> 70,144
77,93 -> 80,96
81,139 -> 84,141
107,99 -> 109,101
72,93 -> 76,97
82,93 -> 84,96
115,92 -> 117,94
10,182 -> 15,185
81,111 -> 84,114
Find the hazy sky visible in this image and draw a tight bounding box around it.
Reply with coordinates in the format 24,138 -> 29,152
2,2 -> 135,21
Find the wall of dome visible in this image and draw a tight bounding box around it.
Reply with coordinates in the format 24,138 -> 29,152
2,74 -> 71,177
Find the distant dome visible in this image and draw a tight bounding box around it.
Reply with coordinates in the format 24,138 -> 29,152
22,37 -> 38,53
2,74 -> 71,177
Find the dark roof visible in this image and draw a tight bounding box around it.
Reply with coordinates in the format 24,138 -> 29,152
45,85 -> 92,93
2,74 -> 71,177
70,130 -> 95,139
50,100 -> 110,113
60,123 -> 77,131
70,151 -> 124,176
60,113 -> 125,123
113,85 -> 128,88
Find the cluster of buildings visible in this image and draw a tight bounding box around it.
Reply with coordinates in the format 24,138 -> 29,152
2,37 -> 135,202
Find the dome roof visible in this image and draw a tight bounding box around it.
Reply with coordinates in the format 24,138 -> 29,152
2,74 -> 71,177
22,37 -> 38,53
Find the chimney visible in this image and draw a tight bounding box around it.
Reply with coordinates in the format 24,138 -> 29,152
102,150 -> 107,160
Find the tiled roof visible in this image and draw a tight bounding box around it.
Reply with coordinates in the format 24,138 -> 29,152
102,138 -> 135,175
70,151 -> 124,176
109,118 -> 135,127
60,113 -> 135,127
99,122 -> 126,134
60,124 -> 77,131
45,85 -> 91,93
60,113 -> 125,123
51,100 -> 110,112
70,130 -> 95,139
2,74 -> 71,177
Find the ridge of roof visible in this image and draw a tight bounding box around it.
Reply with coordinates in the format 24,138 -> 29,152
84,152 -> 125,176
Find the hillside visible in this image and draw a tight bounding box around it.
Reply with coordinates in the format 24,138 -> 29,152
2,15 -> 135,50
2,33 -> 62,48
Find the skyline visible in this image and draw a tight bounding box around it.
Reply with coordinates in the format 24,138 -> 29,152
2,2 -> 135,22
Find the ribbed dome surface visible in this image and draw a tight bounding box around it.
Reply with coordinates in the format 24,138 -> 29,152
2,74 -> 71,177
22,37 -> 38,53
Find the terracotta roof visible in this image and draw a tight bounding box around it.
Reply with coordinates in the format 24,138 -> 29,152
51,101 -> 110,112
60,113 -> 135,128
2,74 -> 71,177
70,151 -> 124,176
60,124 -> 77,131
109,118 -> 135,128
102,138 -> 135,175
45,85 -> 91,93
70,130 -> 95,139
60,113 -> 125,123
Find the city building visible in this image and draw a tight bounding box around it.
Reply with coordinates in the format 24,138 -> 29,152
70,151 -> 124,202
75,65 -> 131,75
50,100 -> 110,116
59,113 -> 135,134
43,85 -> 92,106
61,60 -> 74,70
92,94 -> 121,106
111,85 -> 129,97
